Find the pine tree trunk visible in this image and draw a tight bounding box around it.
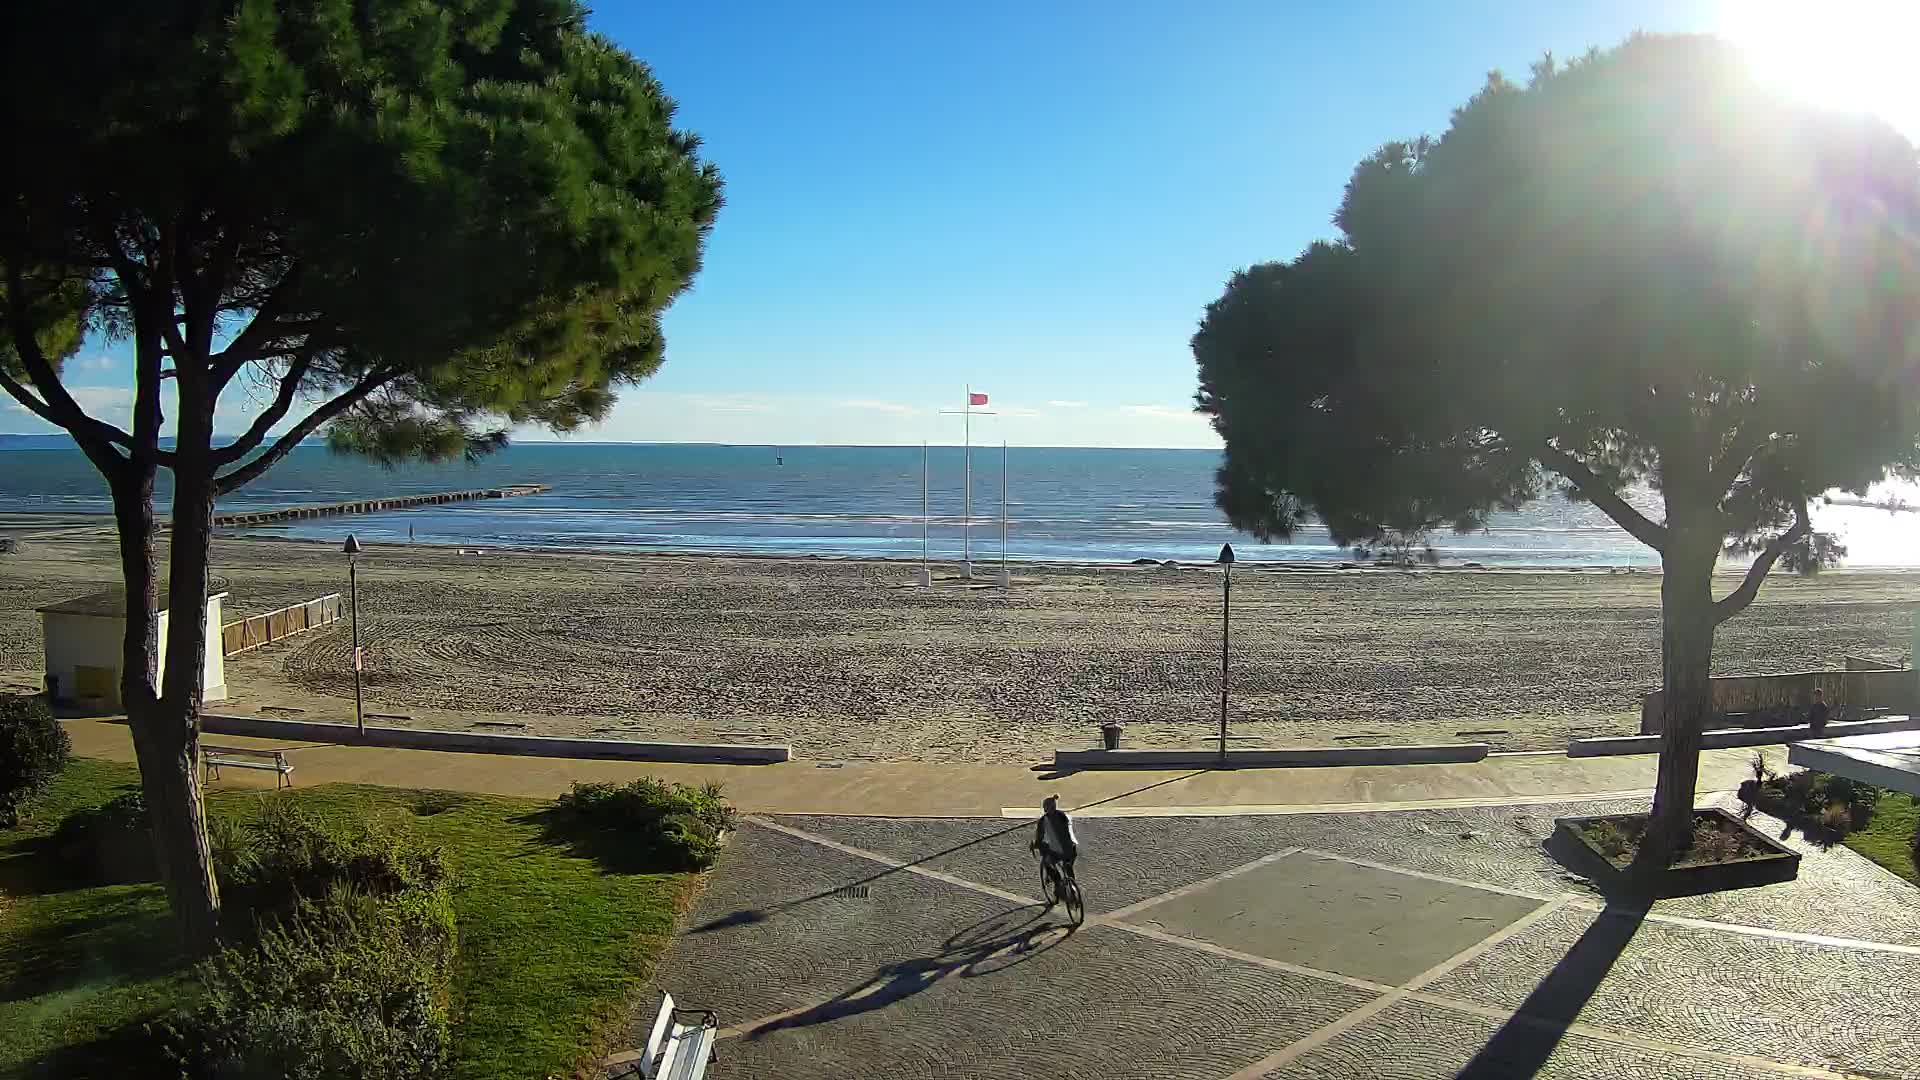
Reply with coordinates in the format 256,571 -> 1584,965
1647,541 -> 1717,865
111,457 -> 221,952
153,407 -> 224,952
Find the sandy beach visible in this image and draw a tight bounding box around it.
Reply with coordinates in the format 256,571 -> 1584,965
1,521 -> 1915,762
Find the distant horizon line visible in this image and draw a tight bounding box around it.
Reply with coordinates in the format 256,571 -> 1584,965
0,433 -> 1223,453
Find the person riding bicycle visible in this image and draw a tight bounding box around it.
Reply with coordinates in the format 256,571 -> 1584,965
1031,795 -> 1079,905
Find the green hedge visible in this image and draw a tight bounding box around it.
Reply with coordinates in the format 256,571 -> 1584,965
553,777 -> 736,871
156,803 -> 457,1079
0,694 -> 70,827
158,886 -> 455,1080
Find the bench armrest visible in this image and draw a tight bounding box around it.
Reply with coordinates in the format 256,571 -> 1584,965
671,1007 -> 717,1030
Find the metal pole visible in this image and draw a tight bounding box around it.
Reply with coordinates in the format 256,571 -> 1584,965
1000,441 -> 1008,585
350,554 -> 364,737
963,387 -> 972,578
922,442 -> 929,570
1219,562 -> 1230,758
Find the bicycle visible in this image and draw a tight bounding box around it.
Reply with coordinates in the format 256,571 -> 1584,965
1035,846 -> 1085,928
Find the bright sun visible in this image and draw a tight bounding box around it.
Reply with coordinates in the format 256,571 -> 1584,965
1722,0 -> 1919,138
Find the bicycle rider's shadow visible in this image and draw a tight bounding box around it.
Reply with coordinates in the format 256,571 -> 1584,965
744,904 -> 1068,1039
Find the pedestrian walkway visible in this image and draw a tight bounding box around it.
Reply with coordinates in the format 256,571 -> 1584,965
64,719 -> 1764,816
646,800 -> 1920,1079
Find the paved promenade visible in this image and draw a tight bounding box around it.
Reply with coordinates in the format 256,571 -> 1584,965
646,800 -> 1920,1079
59,719 -> 1919,1077
64,718 -> 1762,816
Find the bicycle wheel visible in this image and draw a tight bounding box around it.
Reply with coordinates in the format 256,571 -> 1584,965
1038,855 -> 1059,907
1062,878 -> 1085,927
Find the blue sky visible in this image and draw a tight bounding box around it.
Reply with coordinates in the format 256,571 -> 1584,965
12,0 -> 1912,447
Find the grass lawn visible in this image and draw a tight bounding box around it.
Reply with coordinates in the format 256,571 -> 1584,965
1845,790 -> 1920,886
0,757 -> 697,1079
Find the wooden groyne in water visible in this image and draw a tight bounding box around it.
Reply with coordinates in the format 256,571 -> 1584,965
215,484 -> 549,527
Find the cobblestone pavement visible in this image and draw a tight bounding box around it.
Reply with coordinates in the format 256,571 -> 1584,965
637,800 -> 1920,1080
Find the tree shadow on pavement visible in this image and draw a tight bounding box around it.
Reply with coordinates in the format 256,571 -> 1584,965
691,771 -> 1207,934
1456,899 -> 1649,1079
743,904 -> 1065,1039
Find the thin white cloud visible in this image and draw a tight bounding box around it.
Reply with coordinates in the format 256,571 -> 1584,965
838,399 -> 920,416
997,405 -> 1046,419
1047,400 -> 1089,409
685,393 -> 777,415
1122,404 -> 1193,420
74,354 -> 117,373
69,386 -> 136,418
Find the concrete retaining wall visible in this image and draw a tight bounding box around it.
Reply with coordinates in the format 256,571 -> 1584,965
199,713 -> 789,764
1790,740 -> 1920,799
1570,714 -> 1920,758
1052,743 -> 1491,770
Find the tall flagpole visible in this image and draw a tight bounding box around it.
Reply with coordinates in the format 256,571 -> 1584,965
1000,441 -> 1009,589
937,391 -> 992,583
918,442 -> 931,586
963,386 -> 973,579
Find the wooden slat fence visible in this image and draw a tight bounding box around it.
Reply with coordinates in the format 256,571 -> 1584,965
1640,666 -> 1917,734
222,593 -> 342,657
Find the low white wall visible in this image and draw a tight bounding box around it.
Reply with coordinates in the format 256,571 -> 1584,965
1568,714 -> 1920,757
200,713 -> 791,764
1052,744 -> 1491,770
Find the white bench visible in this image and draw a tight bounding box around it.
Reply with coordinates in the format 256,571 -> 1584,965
614,992 -> 716,1080
200,744 -> 294,790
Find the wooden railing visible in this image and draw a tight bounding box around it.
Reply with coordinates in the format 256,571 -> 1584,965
221,594 -> 342,657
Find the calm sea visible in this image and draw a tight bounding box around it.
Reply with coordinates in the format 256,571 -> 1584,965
1,442 -> 1915,567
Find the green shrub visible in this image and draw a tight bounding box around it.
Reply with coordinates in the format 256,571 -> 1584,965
1819,803 -> 1854,834
1579,819 -> 1635,862
1739,769 -> 1885,840
53,790 -> 157,884
1687,821 -> 1753,864
0,693 -> 70,826
215,798 -> 447,932
159,884 -> 455,1080
162,803 -> 459,1079
554,778 -> 736,870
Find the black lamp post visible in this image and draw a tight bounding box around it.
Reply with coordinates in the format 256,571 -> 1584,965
343,534 -> 364,737
1218,542 -> 1235,759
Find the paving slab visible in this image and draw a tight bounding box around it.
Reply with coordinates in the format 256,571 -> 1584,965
652,823 -> 1027,1025
782,798 -> 1920,945
717,921 -> 1379,1080
1426,904 -> 1920,1077
1126,852 -> 1545,985
773,813 -> 1306,914
1263,998 -> 1798,1080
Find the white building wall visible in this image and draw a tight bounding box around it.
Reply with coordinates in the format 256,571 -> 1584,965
41,594 -> 228,706
41,611 -> 129,705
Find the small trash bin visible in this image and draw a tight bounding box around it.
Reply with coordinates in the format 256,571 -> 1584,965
1100,722 -> 1123,751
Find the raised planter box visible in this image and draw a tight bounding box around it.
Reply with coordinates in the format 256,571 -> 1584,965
1549,807 -> 1800,899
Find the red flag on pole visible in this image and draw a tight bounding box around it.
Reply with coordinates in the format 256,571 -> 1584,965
969,392 -> 988,406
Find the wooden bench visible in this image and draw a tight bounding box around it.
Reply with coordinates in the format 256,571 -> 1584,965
200,744 -> 294,790
607,993 -> 716,1079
